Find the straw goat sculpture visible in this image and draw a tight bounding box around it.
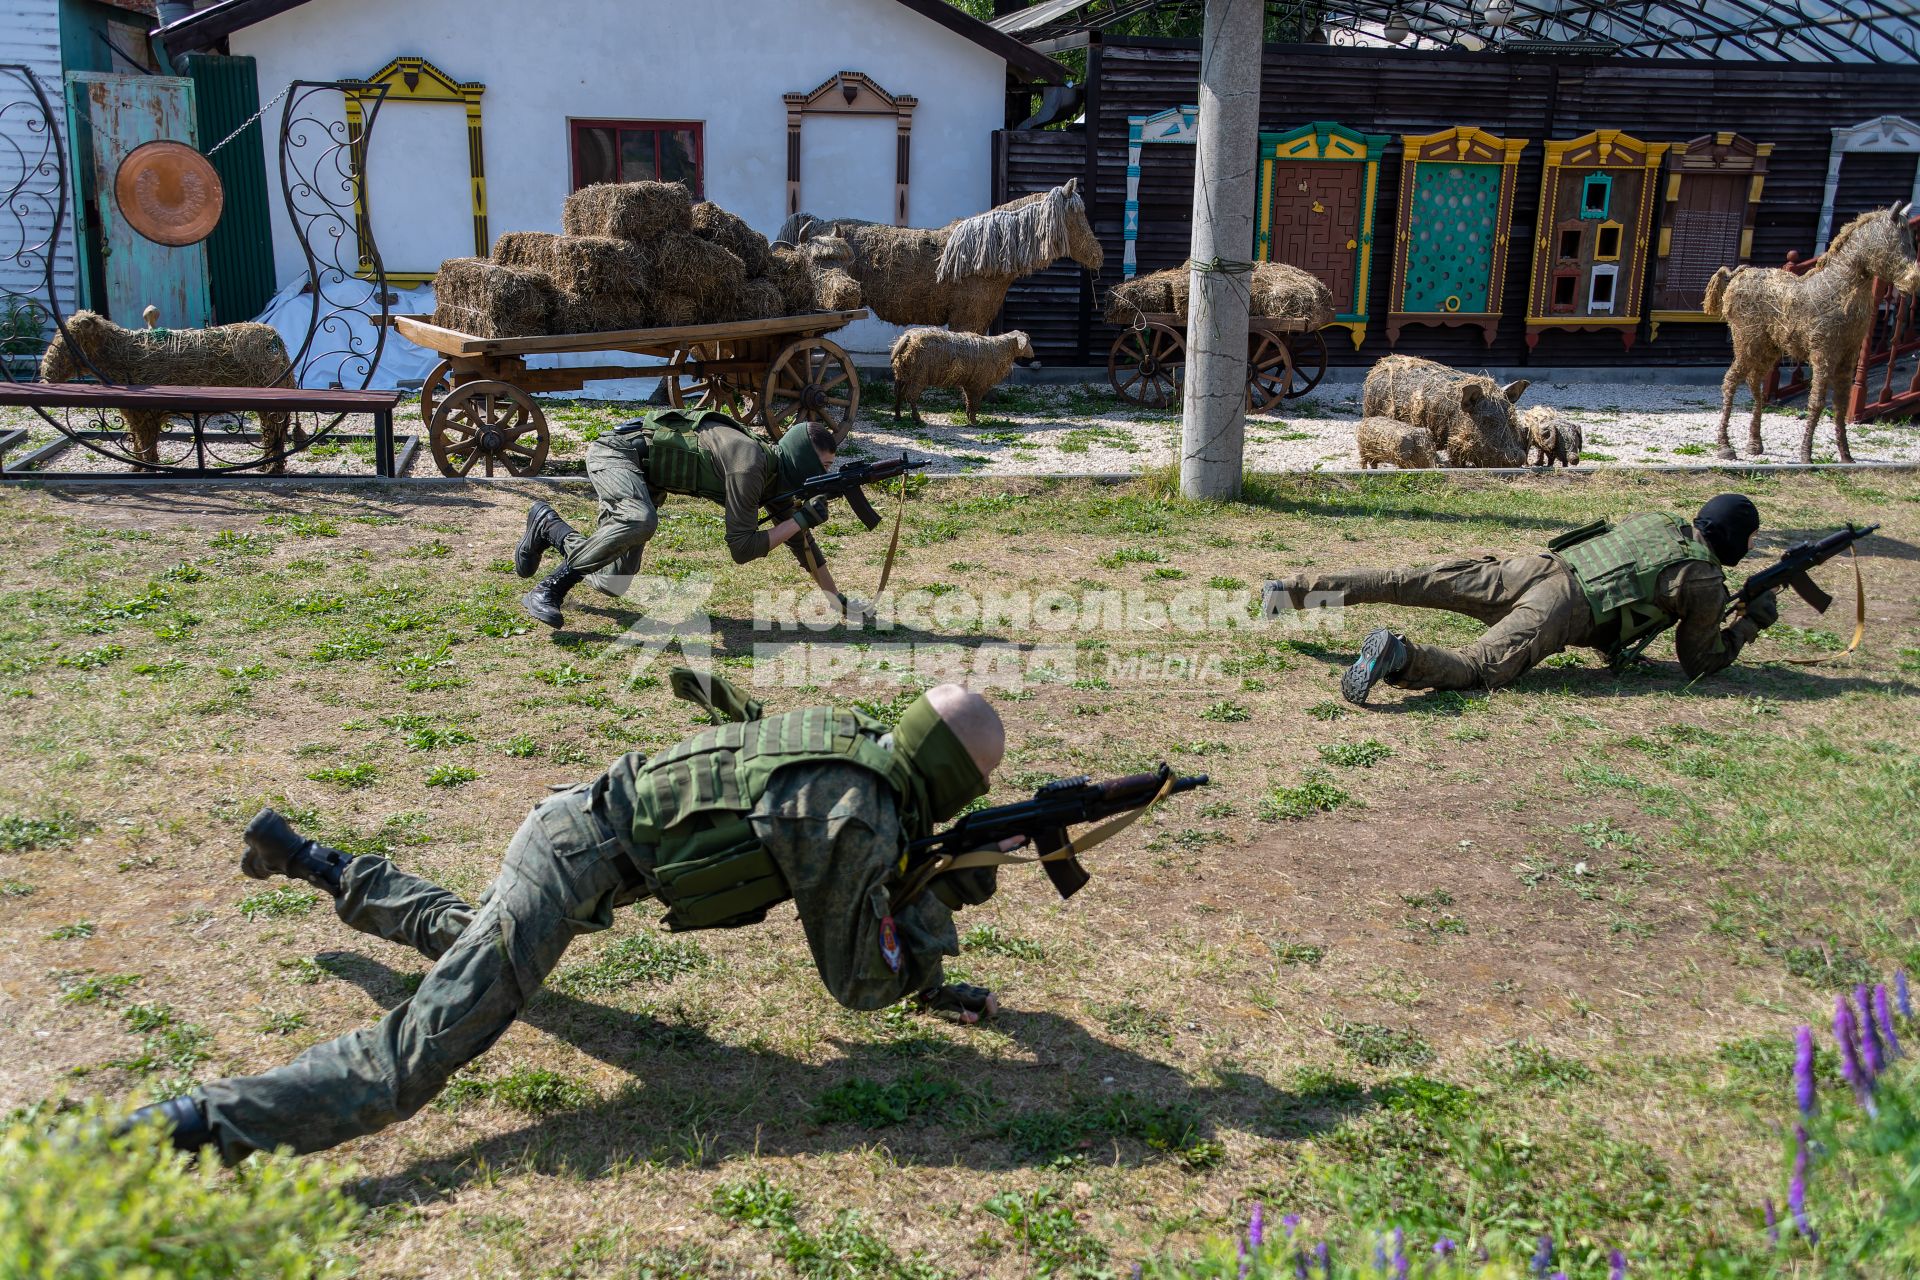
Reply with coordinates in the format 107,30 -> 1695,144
1704,204 -> 1920,463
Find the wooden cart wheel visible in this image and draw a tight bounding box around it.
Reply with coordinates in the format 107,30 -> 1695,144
1287,330 -> 1330,398
764,337 -> 858,443
1107,322 -> 1185,409
429,379 -> 550,477
418,359 -> 454,427
1245,330 -> 1297,412
666,342 -> 751,417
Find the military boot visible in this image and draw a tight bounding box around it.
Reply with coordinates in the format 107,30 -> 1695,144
242,807 -> 351,897
122,1093 -> 217,1155
514,501 -> 576,579
1341,627 -> 1409,706
522,565 -> 584,630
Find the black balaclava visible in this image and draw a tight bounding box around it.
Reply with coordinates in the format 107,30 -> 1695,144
1694,493 -> 1761,566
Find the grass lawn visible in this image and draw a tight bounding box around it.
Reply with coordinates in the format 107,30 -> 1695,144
2,468 -> 1917,1277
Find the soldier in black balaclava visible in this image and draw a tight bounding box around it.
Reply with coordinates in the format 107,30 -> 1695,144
1263,494 -> 1779,703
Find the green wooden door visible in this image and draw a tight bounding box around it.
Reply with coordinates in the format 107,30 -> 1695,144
1401,161 -> 1501,315
65,72 -> 212,328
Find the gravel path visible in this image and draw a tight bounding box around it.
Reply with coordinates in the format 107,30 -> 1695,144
7,377 -> 1917,477
847,378 -> 1920,474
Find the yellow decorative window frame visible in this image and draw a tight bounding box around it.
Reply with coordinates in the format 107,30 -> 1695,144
343,56 -> 487,289
1524,130 -> 1669,347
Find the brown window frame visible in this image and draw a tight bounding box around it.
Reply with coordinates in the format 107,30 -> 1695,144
569,118 -> 705,197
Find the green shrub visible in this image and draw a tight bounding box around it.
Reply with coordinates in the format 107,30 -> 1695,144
0,1101 -> 361,1278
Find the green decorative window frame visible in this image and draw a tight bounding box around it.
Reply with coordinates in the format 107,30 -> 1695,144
343,56 -> 487,289
1579,172 -> 1612,220
1386,126 -> 1529,347
1255,121 -> 1387,350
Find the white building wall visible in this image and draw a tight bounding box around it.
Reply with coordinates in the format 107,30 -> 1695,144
231,0 -> 1009,357
0,0 -> 80,330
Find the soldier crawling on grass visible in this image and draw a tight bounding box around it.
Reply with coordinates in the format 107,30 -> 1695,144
1261,494 -> 1783,703
513,410 -> 852,629
127,676 -> 1022,1162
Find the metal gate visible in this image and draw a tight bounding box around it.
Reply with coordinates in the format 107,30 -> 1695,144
1,65 -> 394,474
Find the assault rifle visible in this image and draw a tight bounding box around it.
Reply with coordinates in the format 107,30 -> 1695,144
1728,523 -> 1878,617
901,765 -> 1209,906
771,453 -> 930,530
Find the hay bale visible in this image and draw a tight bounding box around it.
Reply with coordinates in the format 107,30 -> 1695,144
562,181 -> 693,241
650,294 -> 701,328
691,202 -> 772,278
545,235 -> 653,333
1355,416 -> 1438,470
491,230 -> 558,272
812,267 -> 863,312
766,246 -> 818,314
1361,354 -> 1529,468
1104,269 -> 1180,326
1249,262 -> 1337,328
1159,261 -> 1337,328
736,279 -> 785,321
647,232 -> 748,323
432,257 -> 556,338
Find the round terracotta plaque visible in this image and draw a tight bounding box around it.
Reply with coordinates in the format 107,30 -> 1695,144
114,140 -> 224,247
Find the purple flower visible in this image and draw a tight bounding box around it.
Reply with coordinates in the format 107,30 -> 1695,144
1858,985 -> 1885,1077
1790,1124 -> 1818,1243
1531,1235 -> 1554,1277
1609,1248 -> 1628,1280
1764,1198 -> 1780,1248
1375,1235 -> 1389,1273
1283,1213 -> 1300,1240
1433,1238 -> 1458,1258
1898,970 -> 1913,1019
1392,1228 -> 1408,1280
1317,1242 -> 1332,1280
1249,1203 -> 1264,1248
1294,1250 -> 1310,1280
1836,997 -> 1871,1101
1876,984 -> 1902,1059
1237,1236 -> 1249,1280
1793,1025 -> 1817,1115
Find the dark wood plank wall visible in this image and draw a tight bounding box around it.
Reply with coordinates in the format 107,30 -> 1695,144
995,41 -> 1920,369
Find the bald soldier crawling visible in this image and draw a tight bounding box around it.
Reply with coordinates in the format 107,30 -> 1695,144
129,677 -> 1019,1161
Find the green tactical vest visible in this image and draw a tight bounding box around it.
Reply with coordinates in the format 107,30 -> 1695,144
641,409 -> 732,502
1552,512 -> 1721,653
629,705 -> 906,932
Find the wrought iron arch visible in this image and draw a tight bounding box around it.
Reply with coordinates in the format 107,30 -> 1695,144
1,66 -> 393,474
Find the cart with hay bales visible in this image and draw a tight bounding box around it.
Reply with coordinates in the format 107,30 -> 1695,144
1103,264 -> 1335,410
393,309 -> 867,477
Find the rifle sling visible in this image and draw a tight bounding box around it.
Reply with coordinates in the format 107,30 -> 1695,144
890,772 -> 1174,912
875,472 -> 909,597
1776,546 -> 1866,667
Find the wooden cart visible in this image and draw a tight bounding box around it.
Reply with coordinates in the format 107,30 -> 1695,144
1106,314 -> 1329,412
390,309 -> 869,476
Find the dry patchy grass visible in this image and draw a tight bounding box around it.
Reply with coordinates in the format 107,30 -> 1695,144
1,469 -> 1917,1276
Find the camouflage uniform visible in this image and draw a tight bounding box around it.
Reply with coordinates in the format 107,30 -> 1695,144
1270,513 -> 1763,691
560,411 -> 820,589
193,745 -> 956,1163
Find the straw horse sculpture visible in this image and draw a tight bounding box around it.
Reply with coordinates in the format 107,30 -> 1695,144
777,178 -> 1103,334
1705,204 -> 1920,463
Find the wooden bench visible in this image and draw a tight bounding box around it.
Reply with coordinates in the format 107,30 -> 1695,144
0,383 -> 409,477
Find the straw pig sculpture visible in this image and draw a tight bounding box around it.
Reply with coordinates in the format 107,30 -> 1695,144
890,328 -> 1034,426
1361,354 -> 1529,468
1704,204 -> 1920,463
777,179 -> 1102,334
1355,416 -> 1438,470
1519,405 -> 1582,468
39,311 -> 296,471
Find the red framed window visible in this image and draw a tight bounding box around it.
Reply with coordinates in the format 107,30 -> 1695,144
570,120 -> 703,196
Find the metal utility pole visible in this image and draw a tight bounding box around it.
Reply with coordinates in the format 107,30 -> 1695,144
1179,0 -> 1262,500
